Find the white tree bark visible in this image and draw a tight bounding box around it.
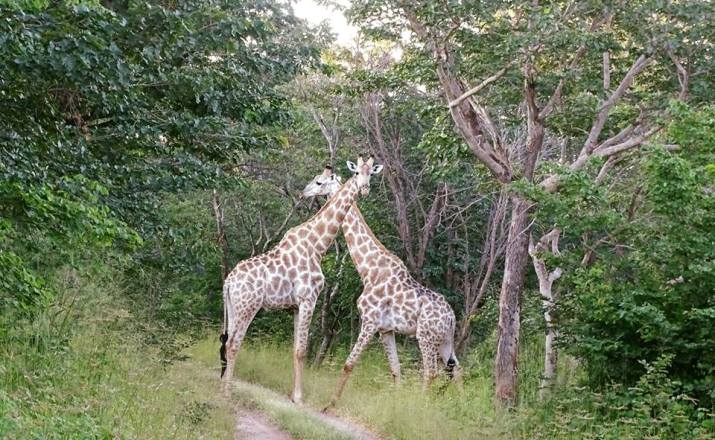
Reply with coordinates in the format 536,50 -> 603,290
529,229 -> 562,400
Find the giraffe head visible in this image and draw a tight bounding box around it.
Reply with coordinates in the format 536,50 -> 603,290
301,165 -> 342,198
347,155 -> 383,196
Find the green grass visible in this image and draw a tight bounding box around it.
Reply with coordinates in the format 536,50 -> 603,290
0,266 -> 235,440
228,374 -> 351,440
5,261 -> 710,439
232,337 -> 554,440
229,333 -> 714,440
227,334 -> 715,440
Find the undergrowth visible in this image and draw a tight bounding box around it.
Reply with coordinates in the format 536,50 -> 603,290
232,335 -> 714,440
2,260 -> 712,439
0,263 -> 234,439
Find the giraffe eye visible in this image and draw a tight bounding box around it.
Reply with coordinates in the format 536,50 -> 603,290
316,181 -> 322,186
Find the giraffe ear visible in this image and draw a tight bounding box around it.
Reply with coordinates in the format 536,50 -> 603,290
346,161 -> 358,173
371,164 -> 384,175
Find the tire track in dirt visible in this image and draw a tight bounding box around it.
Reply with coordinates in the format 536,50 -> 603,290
231,378 -> 381,440
235,409 -> 293,440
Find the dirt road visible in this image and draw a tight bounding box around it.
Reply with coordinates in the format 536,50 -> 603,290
235,409 -> 293,440
231,378 -> 381,440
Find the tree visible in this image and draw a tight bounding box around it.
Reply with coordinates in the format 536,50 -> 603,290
347,0 -> 713,405
0,0 -> 327,325
541,104 -> 715,405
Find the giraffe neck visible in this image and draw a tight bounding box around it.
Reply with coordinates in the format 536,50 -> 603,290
342,202 -> 388,278
306,176 -> 361,256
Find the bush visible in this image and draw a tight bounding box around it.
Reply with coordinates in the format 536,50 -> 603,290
553,106 -> 715,405
520,355 -> 714,439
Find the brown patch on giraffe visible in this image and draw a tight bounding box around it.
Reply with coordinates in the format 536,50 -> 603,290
320,236 -> 332,249
345,234 -> 357,247
315,222 -> 326,236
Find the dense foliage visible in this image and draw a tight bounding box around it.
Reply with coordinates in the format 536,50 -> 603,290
551,105 -> 715,403
1,0 -> 713,438
1,0 -> 325,318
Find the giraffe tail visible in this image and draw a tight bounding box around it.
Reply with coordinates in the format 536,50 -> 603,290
219,332 -> 228,377
446,356 -> 458,379
220,285 -> 230,378
442,316 -> 460,381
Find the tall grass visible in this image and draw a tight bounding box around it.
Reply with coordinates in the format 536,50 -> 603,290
232,332 -> 565,440
0,264 -> 234,439
230,329 -> 713,440
4,260 -> 710,439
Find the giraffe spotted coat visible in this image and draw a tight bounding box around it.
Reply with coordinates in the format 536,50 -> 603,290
302,169 -> 460,409
336,205 -> 460,391
221,157 -> 382,404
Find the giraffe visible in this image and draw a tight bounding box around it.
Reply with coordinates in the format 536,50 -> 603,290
301,166 -> 461,410
220,156 -> 383,403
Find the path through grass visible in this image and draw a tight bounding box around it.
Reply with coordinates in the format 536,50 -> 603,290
233,342 -> 514,440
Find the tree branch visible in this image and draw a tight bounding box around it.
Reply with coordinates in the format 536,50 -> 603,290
583,54 -> 652,153
667,49 -> 689,102
540,53 -> 654,192
448,64 -> 511,108
594,125 -> 661,158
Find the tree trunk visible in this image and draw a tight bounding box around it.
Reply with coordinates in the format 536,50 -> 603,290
529,229 -> 563,400
313,251 -> 349,366
541,319 -> 558,400
313,328 -> 336,366
212,189 -> 231,285
455,314 -> 473,356
454,191 -> 507,357
494,195 -> 532,407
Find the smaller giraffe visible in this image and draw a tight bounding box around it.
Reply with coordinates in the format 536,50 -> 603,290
220,157 -> 382,403
302,167 -> 461,410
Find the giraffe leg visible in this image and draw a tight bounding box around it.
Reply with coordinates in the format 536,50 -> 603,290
324,323 -> 376,411
291,301 -> 315,404
221,301 -> 260,395
380,331 -> 401,385
418,339 -> 439,391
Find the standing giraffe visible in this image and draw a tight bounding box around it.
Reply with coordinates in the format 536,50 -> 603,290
301,167 -> 461,410
220,156 -> 383,403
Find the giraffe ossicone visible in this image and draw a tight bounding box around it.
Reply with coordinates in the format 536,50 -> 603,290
220,156 -> 383,404
301,166 -> 461,410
